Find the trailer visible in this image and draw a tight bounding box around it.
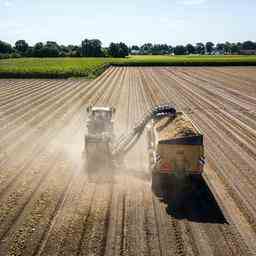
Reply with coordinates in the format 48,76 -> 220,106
147,112 -> 205,204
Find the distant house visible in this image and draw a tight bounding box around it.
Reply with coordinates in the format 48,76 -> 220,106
239,50 -> 256,55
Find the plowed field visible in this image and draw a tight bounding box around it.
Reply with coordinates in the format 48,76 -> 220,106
0,67 -> 256,256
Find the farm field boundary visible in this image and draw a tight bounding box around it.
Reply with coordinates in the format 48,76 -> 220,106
1,55 -> 256,78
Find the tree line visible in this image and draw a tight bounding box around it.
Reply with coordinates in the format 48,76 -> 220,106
131,41 -> 256,55
0,39 -> 129,59
0,39 -> 256,59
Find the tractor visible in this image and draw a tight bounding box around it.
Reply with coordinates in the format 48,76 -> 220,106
83,106 -> 115,173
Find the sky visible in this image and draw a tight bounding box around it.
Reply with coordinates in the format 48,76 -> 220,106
1,0 -> 255,47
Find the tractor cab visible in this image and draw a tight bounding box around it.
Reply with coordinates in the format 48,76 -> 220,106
86,106 -> 115,136
90,107 -> 114,121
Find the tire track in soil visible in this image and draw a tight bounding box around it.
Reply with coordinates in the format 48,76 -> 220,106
133,67 -> 253,255
0,80 -> 65,106
35,67 -> 125,256
165,70 -> 256,213
0,157 -> 73,256
0,85 -> 87,195
0,71 -> 113,253
0,80 -> 51,100
74,70 -> 121,256
0,70 -> 113,191
0,110 -> 83,241
0,80 -> 79,125
138,67 -> 192,256
0,101 -> 86,255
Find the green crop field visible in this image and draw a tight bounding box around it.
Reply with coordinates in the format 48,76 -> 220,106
0,58 -> 113,79
0,55 -> 256,78
115,55 -> 256,65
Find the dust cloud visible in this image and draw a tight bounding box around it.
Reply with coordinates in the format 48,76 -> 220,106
45,108 -> 151,184
46,113 -> 85,173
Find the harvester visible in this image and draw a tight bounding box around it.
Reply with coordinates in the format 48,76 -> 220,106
83,104 -> 205,203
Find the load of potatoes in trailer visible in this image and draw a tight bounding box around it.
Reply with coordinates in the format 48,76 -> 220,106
147,111 -> 205,201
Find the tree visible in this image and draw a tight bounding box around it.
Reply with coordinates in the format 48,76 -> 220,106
141,43 -> 153,54
32,42 -> 44,57
174,45 -> 186,55
130,45 -> 140,54
41,41 -> 60,57
24,47 -> 34,57
205,42 -> 214,54
230,43 -> 239,54
168,45 -> 173,54
195,43 -> 205,54
119,42 -> 129,57
58,45 -> 80,57
216,43 -> 225,53
0,40 -> 13,54
151,44 -> 161,55
242,41 -> 256,50
224,41 -> 232,54
102,47 -> 110,57
131,45 -> 140,51
186,44 -> 195,54
15,40 -> 29,54
151,44 -> 170,55
236,42 -> 242,52
81,39 -> 103,57
108,42 -> 129,58
108,43 -> 119,57
59,45 -> 69,56
68,45 -> 81,57
31,41 -> 60,57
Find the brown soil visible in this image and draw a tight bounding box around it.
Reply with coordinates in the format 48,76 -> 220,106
0,66 -> 256,256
